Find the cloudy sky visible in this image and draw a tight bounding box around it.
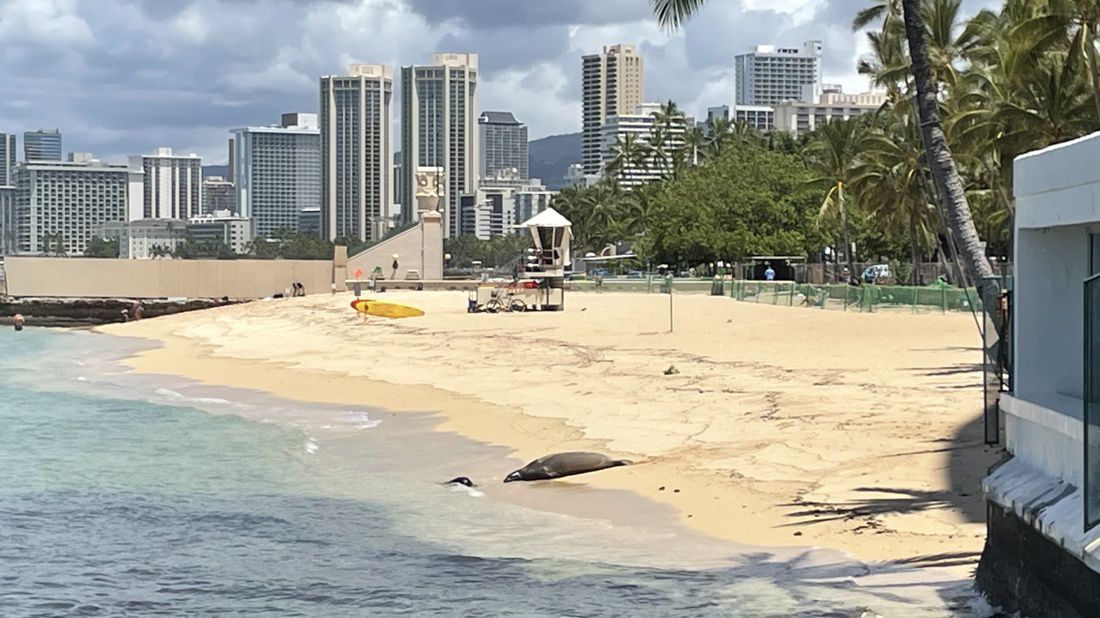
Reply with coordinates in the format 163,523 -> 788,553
0,0 -> 996,165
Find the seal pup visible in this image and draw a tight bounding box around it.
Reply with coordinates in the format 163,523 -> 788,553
504,452 -> 632,483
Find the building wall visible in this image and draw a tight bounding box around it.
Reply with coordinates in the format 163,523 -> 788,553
142,151 -> 202,220
600,103 -> 691,187
0,186 -> 14,255
14,160 -> 141,255
344,213 -> 443,281
24,130 -> 62,161
399,54 -> 479,237
202,178 -> 236,214
0,133 -> 15,186
232,126 -> 321,239
3,256 -> 334,299
581,44 -> 644,175
479,112 -> 529,180
320,65 -> 394,243
735,41 -> 822,106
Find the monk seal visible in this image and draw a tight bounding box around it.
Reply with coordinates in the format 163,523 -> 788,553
504,452 -> 632,483
444,476 -> 476,488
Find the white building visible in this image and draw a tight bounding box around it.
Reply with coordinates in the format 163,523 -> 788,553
231,113 -> 321,239
96,218 -> 188,259
479,111 -> 528,181
733,105 -> 775,133
400,53 -> 479,237
977,130 -> 1100,614
582,44 -> 645,175
321,64 -> 394,243
14,155 -> 143,255
188,209 -> 252,254
459,179 -> 557,240
735,41 -> 822,106
514,182 -> 556,225
600,103 -> 693,188
135,147 -> 202,220
773,90 -> 887,137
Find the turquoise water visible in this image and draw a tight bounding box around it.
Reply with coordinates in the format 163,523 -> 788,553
0,329 -> 989,616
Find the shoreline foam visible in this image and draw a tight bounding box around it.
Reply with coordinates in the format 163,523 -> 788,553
98,290 -> 998,578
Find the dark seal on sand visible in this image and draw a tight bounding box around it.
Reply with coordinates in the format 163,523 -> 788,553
504,452 -> 632,483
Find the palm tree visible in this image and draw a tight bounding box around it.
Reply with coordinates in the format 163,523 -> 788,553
804,118 -> 869,278
702,116 -> 733,158
607,133 -> 646,184
681,125 -> 705,166
900,0 -> 994,282
853,110 -> 939,283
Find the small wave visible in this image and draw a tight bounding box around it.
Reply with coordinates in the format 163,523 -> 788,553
154,388 -> 234,406
75,377 -> 88,382
448,485 -> 484,498
342,412 -> 380,430
304,438 -> 319,455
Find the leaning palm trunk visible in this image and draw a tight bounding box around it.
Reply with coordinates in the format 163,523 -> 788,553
901,0 -> 994,284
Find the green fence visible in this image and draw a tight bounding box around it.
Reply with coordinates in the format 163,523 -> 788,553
569,277 -> 982,313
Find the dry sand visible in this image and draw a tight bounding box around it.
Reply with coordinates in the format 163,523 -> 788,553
100,290 -> 999,569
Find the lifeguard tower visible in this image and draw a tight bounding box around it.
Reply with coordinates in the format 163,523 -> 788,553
474,207 -> 571,312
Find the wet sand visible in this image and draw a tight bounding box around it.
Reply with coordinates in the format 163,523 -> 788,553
99,290 -> 999,573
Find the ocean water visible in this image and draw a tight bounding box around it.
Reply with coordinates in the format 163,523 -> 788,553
0,329 -> 990,617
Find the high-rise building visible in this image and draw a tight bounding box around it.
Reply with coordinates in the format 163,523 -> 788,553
735,41 -> 822,106
581,44 -> 644,175
135,147 -> 202,220
0,186 -> 14,256
202,176 -> 236,214
460,179 -> 557,240
320,64 -> 394,242
600,103 -> 692,188
14,155 -> 144,255
0,133 -> 13,255
400,53 -> 479,237
479,111 -> 528,181
231,113 -> 322,239
0,133 -> 15,186
24,129 -> 62,161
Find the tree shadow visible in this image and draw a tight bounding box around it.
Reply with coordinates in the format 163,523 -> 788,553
782,413 -> 1002,527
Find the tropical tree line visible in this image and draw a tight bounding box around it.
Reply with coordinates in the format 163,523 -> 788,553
553,0 -> 1100,285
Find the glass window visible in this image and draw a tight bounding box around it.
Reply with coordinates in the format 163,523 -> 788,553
1086,270 -> 1100,529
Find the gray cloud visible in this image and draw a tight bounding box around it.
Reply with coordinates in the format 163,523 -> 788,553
0,0 -> 950,164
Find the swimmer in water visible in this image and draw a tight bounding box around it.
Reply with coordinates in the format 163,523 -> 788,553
13,314 -> 25,331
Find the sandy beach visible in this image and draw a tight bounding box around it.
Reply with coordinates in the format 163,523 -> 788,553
100,290 -> 999,570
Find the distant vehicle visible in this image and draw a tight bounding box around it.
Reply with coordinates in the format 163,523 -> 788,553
862,264 -> 895,285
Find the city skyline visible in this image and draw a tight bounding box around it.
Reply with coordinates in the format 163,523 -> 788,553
0,0 -> 1002,165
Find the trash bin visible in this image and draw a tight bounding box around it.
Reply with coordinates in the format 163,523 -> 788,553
710,276 -> 724,296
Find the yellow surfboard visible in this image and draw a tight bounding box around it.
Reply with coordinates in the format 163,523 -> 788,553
350,299 -> 425,319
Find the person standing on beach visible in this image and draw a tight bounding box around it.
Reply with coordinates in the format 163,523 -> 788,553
13,314 -> 25,331
764,263 -> 776,281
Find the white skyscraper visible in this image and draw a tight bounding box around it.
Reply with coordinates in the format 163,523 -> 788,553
600,103 -> 692,188
232,114 -> 322,239
320,64 -> 394,242
400,53 -> 479,237
735,41 -> 822,106
0,132 -> 15,186
135,147 -> 202,220
14,155 -> 144,255
582,44 -> 644,176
